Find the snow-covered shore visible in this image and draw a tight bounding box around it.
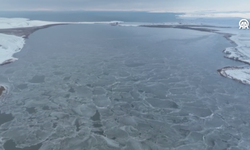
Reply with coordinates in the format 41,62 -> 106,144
0,18 -> 123,29
0,33 -> 25,65
223,32 -> 250,64
0,18 -> 62,29
218,67 -> 250,85
214,27 -> 250,85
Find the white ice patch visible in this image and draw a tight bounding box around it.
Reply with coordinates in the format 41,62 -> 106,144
226,33 -> 250,64
119,24 -> 139,27
0,33 -> 25,65
210,27 -> 250,85
220,67 -> 250,85
0,18 -> 62,29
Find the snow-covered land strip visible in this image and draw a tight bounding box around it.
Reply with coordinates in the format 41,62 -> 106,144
0,18 -> 61,29
0,18 -> 123,29
218,67 -> 250,85
0,33 -> 25,65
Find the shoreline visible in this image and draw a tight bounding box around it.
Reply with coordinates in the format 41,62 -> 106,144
0,86 -> 5,97
0,23 -> 69,38
217,66 -> 250,85
139,24 -> 250,85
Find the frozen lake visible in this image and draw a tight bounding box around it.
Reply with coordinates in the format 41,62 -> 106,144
0,22 -> 250,150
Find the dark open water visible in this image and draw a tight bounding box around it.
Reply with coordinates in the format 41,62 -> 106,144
0,12 -> 249,150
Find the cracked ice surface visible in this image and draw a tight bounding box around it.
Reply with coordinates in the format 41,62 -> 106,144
0,25 -> 250,150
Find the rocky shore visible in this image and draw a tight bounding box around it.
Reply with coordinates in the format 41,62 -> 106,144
0,86 -> 5,97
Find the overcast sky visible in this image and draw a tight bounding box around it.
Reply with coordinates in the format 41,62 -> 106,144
0,0 -> 250,12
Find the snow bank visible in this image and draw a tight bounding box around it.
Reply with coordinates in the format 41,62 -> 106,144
0,33 -> 25,65
0,18 -> 62,29
219,67 -> 250,85
0,17 -> 124,29
223,32 -> 250,64
215,28 -> 250,85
